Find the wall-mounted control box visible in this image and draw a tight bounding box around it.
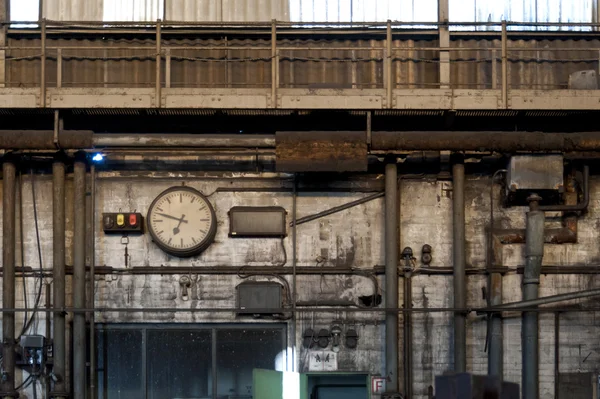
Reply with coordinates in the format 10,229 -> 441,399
102,212 -> 144,234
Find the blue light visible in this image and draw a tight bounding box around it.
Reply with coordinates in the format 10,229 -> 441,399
92,153 -> 104,162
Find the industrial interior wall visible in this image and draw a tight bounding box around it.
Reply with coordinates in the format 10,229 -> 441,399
6,36 -> 598,89
1,172 -> 600,398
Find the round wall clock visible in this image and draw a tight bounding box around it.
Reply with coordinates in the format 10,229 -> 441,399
146,186 -> 217,257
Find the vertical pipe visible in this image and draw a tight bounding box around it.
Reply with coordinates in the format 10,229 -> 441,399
89,164 -> 96,399
501,20 -> 508,109
72,153 -> 86,399
554,312 -> 560,399
51,157 -> 67,398
522,194 -> 544,399
291,175 -> 297,372
155,19 -> 162,108
452,160 -> 466,373
385,160 -> 399,392
45,282 -> 51,399
165,48 -> 171,89
40,19 -> 46,108
271,20 -> 277,108
2,158 -> 17,398
386,20 -> 393,107
403,275 -> 412,399
488,170 -> 505,378
56,48 -> 62,88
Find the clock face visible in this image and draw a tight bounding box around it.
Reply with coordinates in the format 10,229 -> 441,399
146,186 -> 217,257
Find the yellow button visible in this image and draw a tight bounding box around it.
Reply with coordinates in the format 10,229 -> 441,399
116,214 -> 125,227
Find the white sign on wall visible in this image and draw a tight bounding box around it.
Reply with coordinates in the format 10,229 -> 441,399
371,376 -> 386,394
308,351 -> 338,371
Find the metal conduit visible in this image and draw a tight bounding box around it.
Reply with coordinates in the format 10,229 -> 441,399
453,161 -> 466,373
1,158 -> 17,399
523,195 -> 545,399
385,161 -> 399,392
93,134 -> 276,148
51,157 -> 67,399
72,153 -> 86,399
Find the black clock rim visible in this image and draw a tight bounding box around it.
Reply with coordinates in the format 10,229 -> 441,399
146,186 -> 217,258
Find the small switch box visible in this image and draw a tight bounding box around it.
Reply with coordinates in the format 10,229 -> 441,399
103,213 -> 144,234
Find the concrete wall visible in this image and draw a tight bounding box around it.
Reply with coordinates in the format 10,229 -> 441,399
2,171 -> 600,398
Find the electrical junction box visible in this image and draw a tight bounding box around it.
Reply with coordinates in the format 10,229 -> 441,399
506,155 -> 564,205
229,206 -> 287,238
19,335 -> 45,367
236,281 -> 283,316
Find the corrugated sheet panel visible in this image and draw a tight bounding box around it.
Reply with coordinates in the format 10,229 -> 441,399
43,0 -> 102,21
6,36 -> 600,90
449,0 -> 594,31
289,0 -> 437,22
166,0 -> 289,22
104,0 -> 164,21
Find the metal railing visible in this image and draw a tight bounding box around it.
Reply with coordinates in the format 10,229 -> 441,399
2,19 -> 600,107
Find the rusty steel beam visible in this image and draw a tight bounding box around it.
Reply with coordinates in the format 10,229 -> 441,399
496,227 -> 576,245
276,131 -> 368,172
0,130 -> 93,150
371,131 -> 600,152
94,134 -> 276,148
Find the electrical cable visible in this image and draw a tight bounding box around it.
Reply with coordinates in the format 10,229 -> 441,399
19,170 -> 28,334
19,169 -> 45,337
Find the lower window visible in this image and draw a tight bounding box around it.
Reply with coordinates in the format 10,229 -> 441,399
96,324 -> 286,399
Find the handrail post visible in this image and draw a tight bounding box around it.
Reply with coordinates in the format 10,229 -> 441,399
271,19 -> 278,108
156,19 -> 162,108
40,18 -> 46,108
56,48 -> 62,88
386,20 -> 393,108
502,20 -> 508,109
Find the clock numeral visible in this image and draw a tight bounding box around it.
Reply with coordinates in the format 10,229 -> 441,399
180,238 -> 183,247
156,207 -> 163,212
192,237 -> 197,244
166,197 -> 171,204
180,193 -> 182,203
200,229 -> 207,235
199,205 -> 206,211
199,218 -> 209,222
153,219 -> 163,223
191,197 -> 196,203
168,237 -> 172,245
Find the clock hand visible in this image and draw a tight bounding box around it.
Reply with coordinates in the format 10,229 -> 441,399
173,214 -> 187,236
156,212 -> 189,224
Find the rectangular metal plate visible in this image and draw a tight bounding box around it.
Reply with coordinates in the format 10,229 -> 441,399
276,131 -> 367,172
229,206 -> 287,238
507,155 -> 564,192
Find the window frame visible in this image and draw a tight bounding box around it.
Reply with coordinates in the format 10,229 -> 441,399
95,323 -> 287,399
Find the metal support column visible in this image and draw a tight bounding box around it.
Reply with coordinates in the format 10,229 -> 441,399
1,157 -> 17,399
501,21 -> 508,109
72,153 -> 86,399
50,156 -> 67,399
438,0 -> 450,88
385,160 -> 399,393
452,160 -> 466,372
488,171 -> 504,378
523,194 -> 544,399
0,0 -> 7,88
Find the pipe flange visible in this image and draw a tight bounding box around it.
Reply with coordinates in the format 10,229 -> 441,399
523,278 -> 540,285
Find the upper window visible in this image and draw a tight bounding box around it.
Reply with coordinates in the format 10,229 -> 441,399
449,0 -> 594,31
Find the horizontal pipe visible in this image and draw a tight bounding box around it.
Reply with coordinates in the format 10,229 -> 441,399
372,131 -> 600,152
0,130 -> 93,149
0,305 -> 598,314
94,134 -> 275,148
539,165 -> 589,212
291,192 -> 384,226
479,287 -> 600,314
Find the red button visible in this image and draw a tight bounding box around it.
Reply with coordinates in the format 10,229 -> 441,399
129,213 -> 138,226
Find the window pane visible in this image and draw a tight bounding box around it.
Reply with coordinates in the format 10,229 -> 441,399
96,329 -> 144,399
147,330 -> 212,399
217,328 -> 284,398
103,0 -> 164,22
10,0 -> 39,21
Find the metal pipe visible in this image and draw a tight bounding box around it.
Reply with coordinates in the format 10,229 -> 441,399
484,287 -> 600,312
89,164 -> 96,399
155,19 -> 161,107
403,275 -> 413,399
0,130 -> 93,149
290,192 -> 384,226
488,170 -> 506,378
501,20 -> 508,108
93,134 -> 276,148
539,165 -> 589,212
452,160 -> 466,373
72,153 -> 86,399
522,194 -> 545,399
1,157 -> 17,399
291,176 -> 297,372
51,156 -> 67,398
554,312 -> 560,399
370,131 -> 600,152
385,160 -> 399,392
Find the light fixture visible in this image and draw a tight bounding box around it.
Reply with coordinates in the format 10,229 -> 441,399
345,329 -> 358,349
92,153 -> 104,162
317,329 -> 330,348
